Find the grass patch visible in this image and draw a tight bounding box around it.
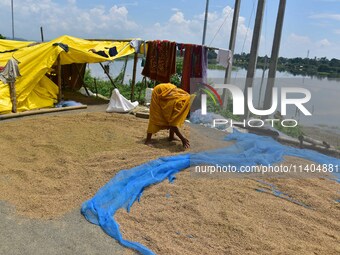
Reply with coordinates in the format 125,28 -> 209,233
273,121 -> 304,138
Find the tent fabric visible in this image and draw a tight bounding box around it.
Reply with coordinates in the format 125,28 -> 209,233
0,58 -> 21,84
0,39 -> 35,53
106,88 -> 139,113
0,35 -> 137,114
81,130 -> 340,255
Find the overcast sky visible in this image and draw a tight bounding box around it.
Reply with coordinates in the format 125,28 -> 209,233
1,0 -> 340,59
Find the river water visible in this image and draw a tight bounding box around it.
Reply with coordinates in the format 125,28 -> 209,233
88,60 -> 340,130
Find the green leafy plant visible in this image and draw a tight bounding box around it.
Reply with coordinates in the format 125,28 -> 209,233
273,121 -> 304,138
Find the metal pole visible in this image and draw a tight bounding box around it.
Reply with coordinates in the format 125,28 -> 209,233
258,55 -> 268,108
11,0 -> 14,39
202,0 -> 209,45
222,0 -> 241,108
243,0 -> 266,119
263,0 -> 286,112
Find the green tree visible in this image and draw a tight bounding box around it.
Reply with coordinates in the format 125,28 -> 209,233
330,58 -> 340,68
317,64 -> 331,73
207,49 -> 217,60
0,34 -> 6,39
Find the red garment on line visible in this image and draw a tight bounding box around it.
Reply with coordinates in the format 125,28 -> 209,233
141,40 -> 176,83
181,44 -> 207,93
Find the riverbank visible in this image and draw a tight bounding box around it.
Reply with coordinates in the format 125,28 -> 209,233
302,125 -> 340,149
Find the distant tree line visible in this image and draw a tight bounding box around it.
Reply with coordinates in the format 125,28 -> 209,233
205,49 -> 340,78
233,52 -> 340,78
0,34 -> 6,39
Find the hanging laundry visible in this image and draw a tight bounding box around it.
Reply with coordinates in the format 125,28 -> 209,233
89,46 -> 118,58
177,43 -> 184,57
141,40 -> 176,83
0,58 -> 21,84
181,44 -> 208,93
217,49 -> 233,68
0,58 -> 21,113
201,46 -> 208,83
129,40 -> 143,54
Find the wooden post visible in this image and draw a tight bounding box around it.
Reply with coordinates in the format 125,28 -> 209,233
9,81 -> 17,113
57,56 -> 62,101
130,52 -> 138,101
121,55 -> 129,84
72,63 -> 85,91
94,78 -> 98,98
74,63 -> 90,96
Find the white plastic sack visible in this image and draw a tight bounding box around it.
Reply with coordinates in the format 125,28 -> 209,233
78,87 -> 95,97
106,88 -> 139,113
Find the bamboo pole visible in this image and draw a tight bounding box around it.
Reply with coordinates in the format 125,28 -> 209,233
0,105 -> 87,120
99,62 -> 117,89
9,81 -> 17,113
74,63 -> 91,96
94,78 -> 98,98
130,52 -> 138,101
121,55 -> 129,84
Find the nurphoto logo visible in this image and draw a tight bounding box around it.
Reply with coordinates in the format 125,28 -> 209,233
200,83 -> 312,128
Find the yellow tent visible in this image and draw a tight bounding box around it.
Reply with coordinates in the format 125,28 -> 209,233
0,35 -> 136,114
0,39 -> 35,53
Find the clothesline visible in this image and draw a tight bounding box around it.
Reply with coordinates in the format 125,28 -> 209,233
143,40 -> 231,53
140,40 -> 232,91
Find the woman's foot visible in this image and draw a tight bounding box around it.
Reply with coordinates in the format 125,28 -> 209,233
168,136 -> 180,142
144,139 -> 154,147
181,138 -> 190,149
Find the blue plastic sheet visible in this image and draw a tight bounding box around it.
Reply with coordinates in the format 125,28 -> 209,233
55,100 -> 83,108
81,130 -> 340,255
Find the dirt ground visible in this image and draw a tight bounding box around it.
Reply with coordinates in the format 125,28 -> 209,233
0,96 -> 340,255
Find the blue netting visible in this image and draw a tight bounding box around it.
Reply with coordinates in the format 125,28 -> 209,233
192,131 -> 340,172
81,154 -> 190,255
81,130 -> 340,255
